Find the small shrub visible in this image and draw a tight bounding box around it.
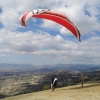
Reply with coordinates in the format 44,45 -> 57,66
43,85 -> 50,90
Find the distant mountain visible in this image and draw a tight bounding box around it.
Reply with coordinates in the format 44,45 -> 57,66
0,63 -> 100,73
0,63 -> 35,73
0,63 -> 34,68
39,64 -> 100,72
82,66 -> 100,72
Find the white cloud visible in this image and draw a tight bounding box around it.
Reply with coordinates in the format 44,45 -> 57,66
0,0 -> 100,65
39,2 -> 100,37
40,19 -> 60,30
0,28 -> 100,64
60,27 -> 72,35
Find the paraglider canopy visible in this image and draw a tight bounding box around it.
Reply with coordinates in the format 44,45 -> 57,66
19,9 -> 81,42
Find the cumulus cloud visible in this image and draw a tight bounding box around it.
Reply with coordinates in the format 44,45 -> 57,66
0,0 -> 100,65
40,1 -> 100,36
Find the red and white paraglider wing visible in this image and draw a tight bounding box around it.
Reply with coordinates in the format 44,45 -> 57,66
19,12 -> 33,26
19,9 -> 81,41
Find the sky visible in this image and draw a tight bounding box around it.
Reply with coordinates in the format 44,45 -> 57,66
0,0 -> 100,66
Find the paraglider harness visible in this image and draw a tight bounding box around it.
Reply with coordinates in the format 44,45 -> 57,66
51,75 -> 57,88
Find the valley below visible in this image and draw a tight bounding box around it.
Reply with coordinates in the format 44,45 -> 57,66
0,63 -> 100,99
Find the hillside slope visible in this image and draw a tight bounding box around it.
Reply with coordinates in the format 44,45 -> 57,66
2,83 -> 100,100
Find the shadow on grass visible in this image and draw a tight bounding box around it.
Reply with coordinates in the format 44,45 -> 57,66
59,83 -> 100,91
68,83 -> 100,90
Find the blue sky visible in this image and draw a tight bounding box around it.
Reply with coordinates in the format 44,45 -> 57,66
0,0 -> 100,65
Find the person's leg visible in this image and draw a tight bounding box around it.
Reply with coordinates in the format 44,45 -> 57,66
51,83 -> 52,89
52,86 -> 54,91
82,81 -> 83,87
51,83 -> 54,91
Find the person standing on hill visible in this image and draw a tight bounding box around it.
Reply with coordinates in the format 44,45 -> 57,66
80,74 -> 84,87
51,75 -> 58,91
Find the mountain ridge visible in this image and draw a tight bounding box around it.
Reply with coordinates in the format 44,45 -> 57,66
0,63 -> 100,72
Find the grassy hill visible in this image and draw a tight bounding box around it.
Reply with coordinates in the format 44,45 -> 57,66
0,70 -> 100,99
2,83 -> 100,100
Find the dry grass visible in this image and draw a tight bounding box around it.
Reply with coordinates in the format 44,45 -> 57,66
2,83 -> 100,100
